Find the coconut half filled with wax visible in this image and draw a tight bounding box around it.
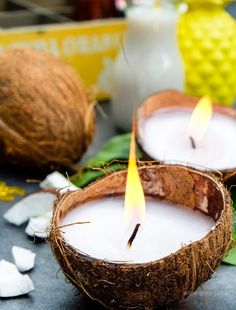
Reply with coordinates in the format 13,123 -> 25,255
49,165 -> 232,309
136,90 -> 236,181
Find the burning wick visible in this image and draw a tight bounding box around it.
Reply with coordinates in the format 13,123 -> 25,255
187,96 -> 212,149
124,120 -> 146,249
127,223 -> 141,248
189,136 -> 196,149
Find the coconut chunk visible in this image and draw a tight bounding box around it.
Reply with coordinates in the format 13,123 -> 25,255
25,211 -> 52,238
3,191 -> 56,226
12,246 -> 36,272
0,260 -> 34,297
40,171 -> 78,192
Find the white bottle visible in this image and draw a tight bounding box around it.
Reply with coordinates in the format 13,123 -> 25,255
111,0 -> 184,131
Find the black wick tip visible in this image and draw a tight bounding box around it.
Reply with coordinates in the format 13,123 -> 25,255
127,223 -> 141,248
189,136 -> 196,149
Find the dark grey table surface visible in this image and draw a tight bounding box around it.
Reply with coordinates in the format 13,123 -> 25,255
0,103 -> 235,310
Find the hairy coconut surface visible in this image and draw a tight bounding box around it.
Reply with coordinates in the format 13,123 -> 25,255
0,48 -> 95,170
49,165 -> 232,310
135,90 -> 236,183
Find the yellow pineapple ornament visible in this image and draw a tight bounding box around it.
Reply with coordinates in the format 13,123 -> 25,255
178,0 -> 236,106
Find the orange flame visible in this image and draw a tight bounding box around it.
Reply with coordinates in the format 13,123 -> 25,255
124,123 -> 146,230
188,96 -> 213,143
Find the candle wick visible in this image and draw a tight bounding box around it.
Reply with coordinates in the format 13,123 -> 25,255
127,223 -> 141,248
189,136 -> 196,149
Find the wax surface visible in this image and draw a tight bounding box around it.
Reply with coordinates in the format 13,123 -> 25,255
139,110 -> 236,171
61,197 -> 214,263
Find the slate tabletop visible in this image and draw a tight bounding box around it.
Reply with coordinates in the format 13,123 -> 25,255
0,103 -> 235,310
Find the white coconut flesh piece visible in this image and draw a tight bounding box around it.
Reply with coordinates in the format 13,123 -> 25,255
25,211 -> 52,238
3,191 -> 56,226
12,246 -> 36,272
0,260 -> 34,297
40,171 -> 78,192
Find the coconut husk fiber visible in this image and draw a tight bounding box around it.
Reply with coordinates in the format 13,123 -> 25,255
49,165 -> 232,310
0,47 -> 95,171
135,89 -> 236,184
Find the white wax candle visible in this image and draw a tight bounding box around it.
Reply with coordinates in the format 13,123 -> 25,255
111,5 -> 184,131
139,110 -> 236,171
61,197 -> 214,264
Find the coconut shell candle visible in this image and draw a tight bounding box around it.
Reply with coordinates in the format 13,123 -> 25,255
49,164 -> 232,309
136,90 -> 236,181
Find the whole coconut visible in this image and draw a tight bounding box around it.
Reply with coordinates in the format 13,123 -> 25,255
0,48 -> 95,170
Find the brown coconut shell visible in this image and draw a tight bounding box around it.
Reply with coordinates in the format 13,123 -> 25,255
49,165 -> 232,310
135,90 -> 236,184
0,48 -> 95,170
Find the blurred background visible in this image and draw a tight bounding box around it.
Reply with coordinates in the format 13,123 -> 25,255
0,0 -> 126,25
0,0 -> 234,25
0,0 -> 234,112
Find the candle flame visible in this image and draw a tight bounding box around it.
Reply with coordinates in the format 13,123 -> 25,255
124,123 -> 146,230
188,96 -> 212,144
